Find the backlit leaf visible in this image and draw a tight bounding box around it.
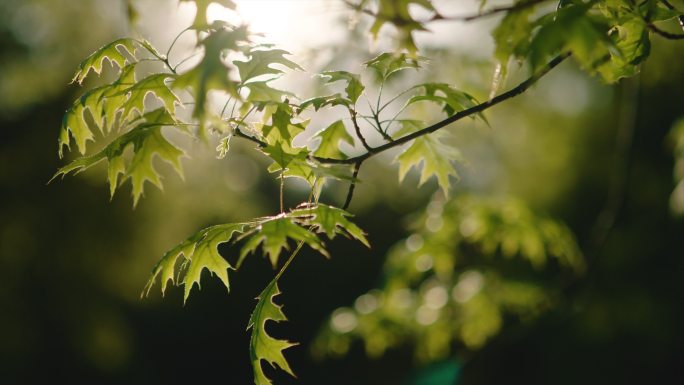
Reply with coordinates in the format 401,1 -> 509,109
319,71 -> 365,105
143,223 -> 247,302
311,120 -> 355,159
248,280 -> 297,385
71,38 -> 138,84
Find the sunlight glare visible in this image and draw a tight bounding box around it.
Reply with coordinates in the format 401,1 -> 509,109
206,0 -> 342,52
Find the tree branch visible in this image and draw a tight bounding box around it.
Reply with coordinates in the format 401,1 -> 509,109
342,161 -> 362,210
648,23 -> 684,39
313,53 -> 571,165
344,0 -> 550,25
350,109 -> 374,152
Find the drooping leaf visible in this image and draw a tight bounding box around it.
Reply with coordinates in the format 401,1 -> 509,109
239,216 -> 328,267
181,0 -> 237,29
234,48 -> 302,83
243,80 -> 293,104
118,73 -> 181,120
364,52 -> 424,79
173,26 -> 249,130
289,204 -> 370,247
53,109 -> 185,204
363,0 -> 436,54
406,83 -> 486,123
143,223 -> 248,302
491,4 -> 536,77
319,71 -> 365,105
528,3 -> 613,72
394,121 -> 463,195
71,38 -> 139,84
297,94 -> 349,113
311,120 -> 355,159
248,280 -> 297,385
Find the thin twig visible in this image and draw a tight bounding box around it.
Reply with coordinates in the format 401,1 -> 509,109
344,0 -> 550,24
312,53 -> 571,165
648,23 -> 684,39
350,109 -> 374,152
342,161 -> 362,210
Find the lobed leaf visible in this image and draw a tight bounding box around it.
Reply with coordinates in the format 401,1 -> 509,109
143,223 -> 247,302
239,216 -> 328,267
289,204 -> 370,247
311,120 -> 355,159
364,52 -> 424,79
319,71 -> 365,105
394,121 -> 463,196
248,281 -> 297,385
53,109 -> 185,204
71,38 -> 138,84
234,48 -> 302,83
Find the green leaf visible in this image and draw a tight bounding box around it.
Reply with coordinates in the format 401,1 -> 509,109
262,142 -> 308,169
365,0 -> 435,54
491,5 -> 536,77
290,204 -> 370,247
71,38 -> 139,84
364,52 -> 424,79
54,109 -> 185,204
243,81 -> 293,103
529,4 -> 613,72
597,17 -> 650,83
407,83 -> 485,122
181,0 -> 236,29
173,26 -> 249,130
234,48 -> 302,83
239,216 -> 328,267
394,121 -> 462,195
248,280 -> 297,385
319,71 -> 365,105
297,94 -> 349,112
118,73 -> 181,120
311,120 -> 355,159
59,65 -> 139,156
143,223 -> 247,302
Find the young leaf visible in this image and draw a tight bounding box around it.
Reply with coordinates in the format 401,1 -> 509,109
394,121 -> 462,196
319,71 -> 365,105
406,83 -> 486,123
364,52 -> 424,79
234,48 -> 302,83
71,38 -> 139,84
248,280 -> 297,385
243,81 -> 293,104
173,26 -> 249,129
365,0 -> 435,54
289,204 -> 370,247
297,94 -> 350,113
118,73 -> 181,120
54,109 -> 185,204
311,120 -> 355,159
143,223 -> 248,302
239,216 -> 328,267
181,0 -> 236,29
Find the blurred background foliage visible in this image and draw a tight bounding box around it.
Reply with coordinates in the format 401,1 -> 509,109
0,0 -> 682,384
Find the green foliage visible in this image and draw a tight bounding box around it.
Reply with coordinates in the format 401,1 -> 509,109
314,195 -> 584,360
52,0 -> 683,383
